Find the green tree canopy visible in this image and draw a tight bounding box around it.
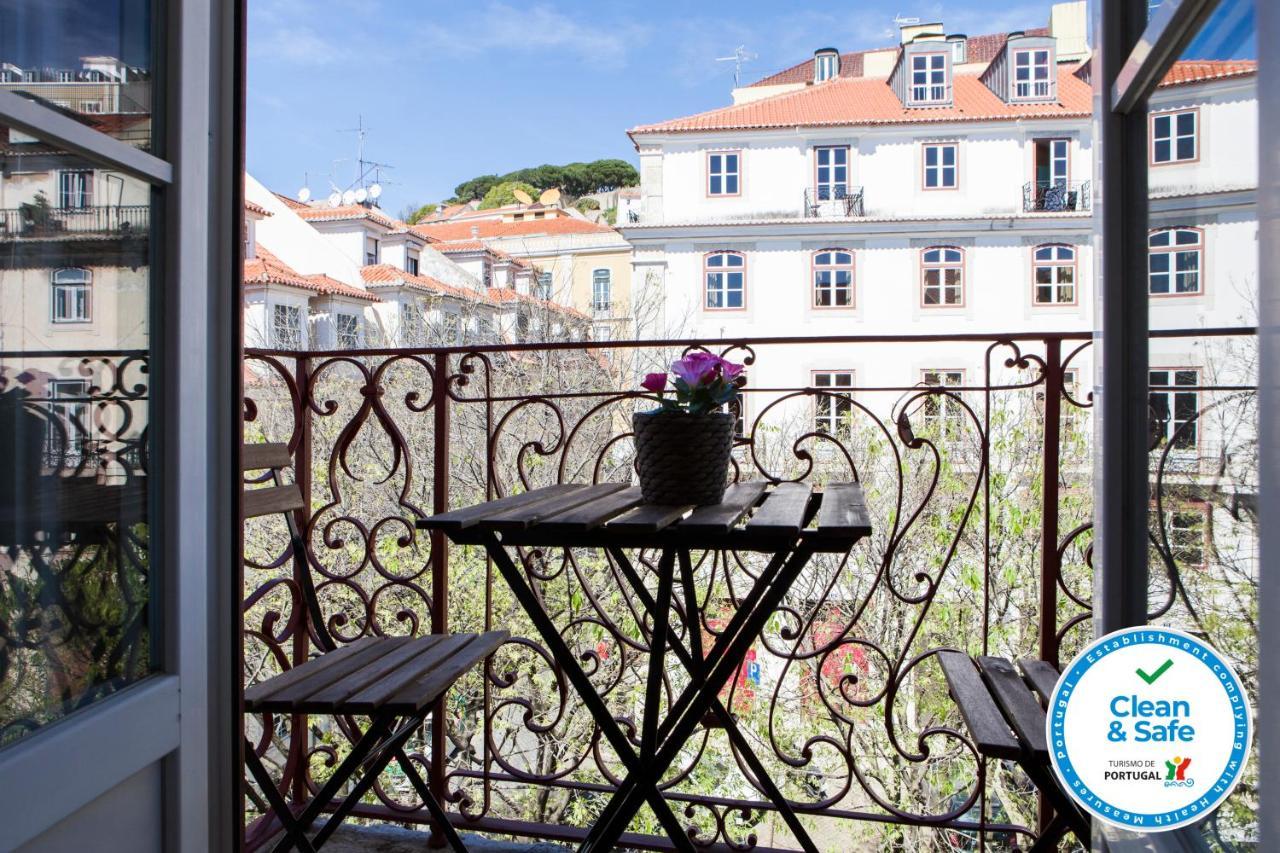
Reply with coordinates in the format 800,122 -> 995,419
449,159 -> 638,203
478,180 -> 539,210
399,202 -> 438,225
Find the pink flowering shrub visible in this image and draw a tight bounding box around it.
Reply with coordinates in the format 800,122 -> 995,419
642,351 -> 743,416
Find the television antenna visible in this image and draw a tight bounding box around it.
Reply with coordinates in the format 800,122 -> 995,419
330,114 -> 396,206
715,45 -> 757,86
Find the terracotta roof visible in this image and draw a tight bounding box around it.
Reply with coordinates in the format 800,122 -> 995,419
273,192 -> 310,210
422,202 -> 473,222
747,27 -> 1048,88
360,263 -> 489,303
486,287 -> 588,320
244,246 -> 379,301
631,65 -> 1091,135
244,200 -> 271,217
412,216 -> 616,242
1159,60 -> 1257,87
430,239 -> 490,254
295,204 -> 403,230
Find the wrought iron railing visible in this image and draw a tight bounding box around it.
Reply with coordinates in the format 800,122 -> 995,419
1022,180 -> 1092,213
803,186 -> 865,218
241,328 -> 1257,850
0,204 -> 150,238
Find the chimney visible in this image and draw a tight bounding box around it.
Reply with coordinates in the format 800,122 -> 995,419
471,225 -> 480,239
900,21 -> 944,45
813,48 -> 840,83
947,33 -> 968,64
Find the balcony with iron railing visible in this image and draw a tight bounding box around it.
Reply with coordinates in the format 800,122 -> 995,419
803,185 -> 865,218
1022,180 -> 1092,213
232,327 -> 1257,851
0,204 -> 150,239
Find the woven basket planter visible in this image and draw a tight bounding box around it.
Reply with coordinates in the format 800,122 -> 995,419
632,410 -> 734,506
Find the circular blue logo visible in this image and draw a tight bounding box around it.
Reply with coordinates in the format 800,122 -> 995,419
1046,626 -> 1251,832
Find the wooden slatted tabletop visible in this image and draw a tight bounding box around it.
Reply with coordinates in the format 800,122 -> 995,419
417,481 -> 870,553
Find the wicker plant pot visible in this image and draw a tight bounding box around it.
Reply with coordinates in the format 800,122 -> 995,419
632,410 -> 734,506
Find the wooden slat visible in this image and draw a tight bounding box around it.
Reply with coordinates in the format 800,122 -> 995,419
416,485 -> 578,531
978,656 -> 1049,759
243,483 -> 304,519
305,637 -> 450,701
744,482 -> 812,536
605,502 -> 694,534
937,651 -> 1021,760
389,631 -> 509,712
535,486 -> 644,532
813,483 -> 871,538
245,638 -> 405,711
1018,658 -> 1061,706
487,483 -> 624,530
242,442 -> 292,471
677,481 -> 768,535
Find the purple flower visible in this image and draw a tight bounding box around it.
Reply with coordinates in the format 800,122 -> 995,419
671,352 -> 720,387
641,372 -> 668,393
719,358 -> 745,381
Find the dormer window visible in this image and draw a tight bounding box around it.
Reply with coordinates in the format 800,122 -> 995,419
911,53 -> 949,105
949,35 -> 967,64
1012,48 -> 1054,101
814,49 -> 839,83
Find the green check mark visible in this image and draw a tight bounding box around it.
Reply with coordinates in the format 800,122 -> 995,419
1136,658 -> 1174,685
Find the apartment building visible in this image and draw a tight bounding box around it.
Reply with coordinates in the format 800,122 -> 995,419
620,2 -> 1257,432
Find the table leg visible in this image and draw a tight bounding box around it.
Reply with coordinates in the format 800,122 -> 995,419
677,549 -> 702,667
244,739 -> 320,853
587,545 -> 819,853
605,548 -> 820,853
641,549 -> 676,761
478,533 -> 696,852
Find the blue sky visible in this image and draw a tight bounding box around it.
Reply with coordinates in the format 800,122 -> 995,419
246,0 -> 1066,213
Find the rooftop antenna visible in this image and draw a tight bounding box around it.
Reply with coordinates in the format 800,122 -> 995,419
335,115 -> 396,206
715,45 -> 757,87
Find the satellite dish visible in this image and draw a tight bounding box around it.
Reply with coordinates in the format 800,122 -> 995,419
297,186 -> 312,203
512,189 -> 534,205
368,183 -> 383,199
540,188 -> 561,205
342,189 -> 356,205
354,187 -> 368,203
327,191 -> 342,208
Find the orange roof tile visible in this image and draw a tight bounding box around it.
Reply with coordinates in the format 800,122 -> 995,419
296,204 -> 403,230
485,287 -> 588,320
245,200 -> 271,217
412,216 -> 616,242
244,246 -> 379,301
632,66 -> 1091,135
1159,60 -> 1257,87
360,264 -> 490,303
431,239 -> 490,254
273,192 -> 310,210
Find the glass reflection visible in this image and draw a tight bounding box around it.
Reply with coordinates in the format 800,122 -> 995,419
0,121 -> 152,747
0,0 -> 155,152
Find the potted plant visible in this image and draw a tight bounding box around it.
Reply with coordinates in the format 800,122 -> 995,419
633,352 -> 743,505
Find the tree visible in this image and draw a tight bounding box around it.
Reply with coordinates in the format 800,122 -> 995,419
452,174 -> 500,204
399,202 -> 438,224
588,159 -> 639,191
573,197 -> 600,213
449,160 -> 640,203
478,180 -> 538,210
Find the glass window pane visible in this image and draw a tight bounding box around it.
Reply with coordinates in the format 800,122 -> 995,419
0,0 -> 157,153
0,123 -> 155,747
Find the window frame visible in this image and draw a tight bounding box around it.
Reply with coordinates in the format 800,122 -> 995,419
920,246 -> 966,308
703,250 -> 747,311
1031,137 -> 1072,186
706,149 -> 742,198
811,248 -> 855,309
815,52 -> 838,83
592,268 -> 612,314
1031,244 -> 1079,306
50,267 -> 93,323
909,52 -> 950,105
1148,367 -> 1201,453
58,168 -> 94,209
271,302 -> 303,350
921,142 -> 959,190
335,312 -> 361,349
919,368 -> 967,442
811,370 -> 856,437
1149,107 -> 1200,166
1148,227 -> 1205,298
813,145 -> 850,200
405,251 -> 419,276
1011,47 -> 1054,101
1165,501 -> 1211,569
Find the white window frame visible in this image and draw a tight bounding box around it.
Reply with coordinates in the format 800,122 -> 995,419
704,251 -> 746,310
1151,109 -> 1198,164
910,53 -> 949,104
1148,228 -> 1204,296
58,168 -> 94,208
1011,48 -> 1054,100
812,370 -> 856,436
272,303 -> 303,350
335,312 -> 360,349
815,52 -> 838,82
922,142 -> 958,189
51,267 -> 92,322
535,271 -> 553,301
706,150 -> 741,197
812,249 -> 854,308
814,145 -> 849,200
921,246 -> 965,306
1032,244 -> 1078,305
920,369 -> 966,441
592,268 -> 612,314
405,250 -> 419,276
1149,368 -> 1200,450
365,235 -> 380,266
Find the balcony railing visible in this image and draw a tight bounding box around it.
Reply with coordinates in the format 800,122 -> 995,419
241,328 -> 1257,851
0,204 -> 150,239
803,185 -> 865,218
1022,180 -> 1092,212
